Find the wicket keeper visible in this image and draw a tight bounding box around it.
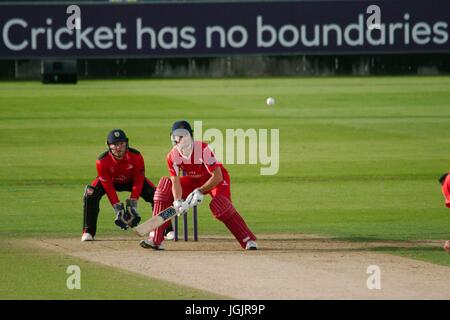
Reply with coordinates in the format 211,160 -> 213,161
82,129 -> 157,241
139,120 -> 258,250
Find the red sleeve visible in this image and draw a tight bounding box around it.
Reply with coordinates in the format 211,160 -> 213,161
202,144 -> 219,174
167,152 -> 179,177
96,159 -> 120,206
130,153 -> 145,200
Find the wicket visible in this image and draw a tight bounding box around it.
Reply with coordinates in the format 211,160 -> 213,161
175,170 -> 199,241
174,205 -> 198,241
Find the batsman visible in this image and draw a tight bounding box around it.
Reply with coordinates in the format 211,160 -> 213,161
81,129 -> 157,241
140,120 -> 258,250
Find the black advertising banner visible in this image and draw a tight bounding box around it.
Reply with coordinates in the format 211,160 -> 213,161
0,0 -> 449,58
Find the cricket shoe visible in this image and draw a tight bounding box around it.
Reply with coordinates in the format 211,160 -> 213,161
149,231 -> 175,241
81,232 -> 94,242
139,239 -> 164,250
245,240 -> 258,250
165,231 -> 175,241
444,240 -> 450,252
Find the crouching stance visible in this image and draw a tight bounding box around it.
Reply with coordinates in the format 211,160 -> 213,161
140,120 -> 257,250
82,129 -> 156,241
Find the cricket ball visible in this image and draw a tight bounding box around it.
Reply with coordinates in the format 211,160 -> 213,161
266,97 -> 275,106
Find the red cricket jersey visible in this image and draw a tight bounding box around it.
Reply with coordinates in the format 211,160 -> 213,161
167,141 -> 229,183
96,148 -> 145,206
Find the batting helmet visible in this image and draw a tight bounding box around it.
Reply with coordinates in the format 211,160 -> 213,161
171,120 -> 193,136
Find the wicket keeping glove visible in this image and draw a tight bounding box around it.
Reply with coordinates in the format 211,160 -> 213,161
185,188 -> 204,208
126,199 -> 141,228
113,203 -> 128,230
173,199 -> 189,216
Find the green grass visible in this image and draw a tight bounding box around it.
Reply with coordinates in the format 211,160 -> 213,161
0,241 -> 227,300
371,246 -> 450,268
1,77 -> 450,298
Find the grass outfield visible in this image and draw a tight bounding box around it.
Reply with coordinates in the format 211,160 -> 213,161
1,77 -> 450,298
0,241 -> 228,300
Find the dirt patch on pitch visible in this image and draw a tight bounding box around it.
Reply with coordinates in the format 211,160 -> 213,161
28,234 -> 450,299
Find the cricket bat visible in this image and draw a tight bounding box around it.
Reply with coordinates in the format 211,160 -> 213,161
132,206 -> 178,237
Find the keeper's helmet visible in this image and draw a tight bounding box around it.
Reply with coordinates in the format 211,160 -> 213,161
106,129 -> 129,148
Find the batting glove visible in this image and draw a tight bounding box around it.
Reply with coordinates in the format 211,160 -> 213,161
173,199 -> 189,216
185,188 -> 204,208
